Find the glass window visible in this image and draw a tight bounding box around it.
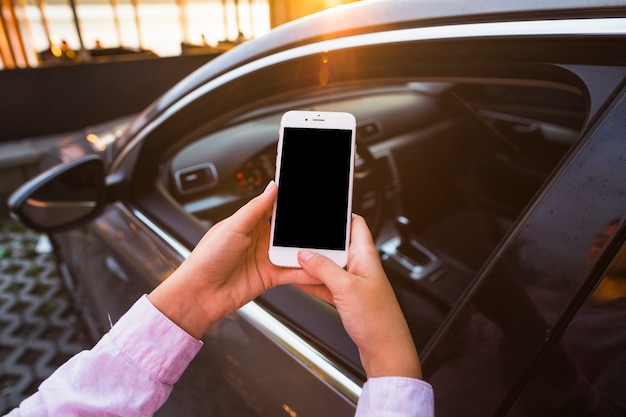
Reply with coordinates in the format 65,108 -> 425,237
510,229 -> 626,416
423,88 -> 626,417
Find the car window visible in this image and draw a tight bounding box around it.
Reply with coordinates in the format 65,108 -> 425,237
423,89 -> 626,417
509,225 -> 626,417
161,78 -> 587,373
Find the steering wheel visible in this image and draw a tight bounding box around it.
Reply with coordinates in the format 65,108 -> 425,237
353,139 -> 385,238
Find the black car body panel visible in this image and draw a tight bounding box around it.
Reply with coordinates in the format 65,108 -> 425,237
10,1 -> 626,416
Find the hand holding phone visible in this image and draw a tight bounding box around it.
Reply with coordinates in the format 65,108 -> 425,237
269,110 -> 357,268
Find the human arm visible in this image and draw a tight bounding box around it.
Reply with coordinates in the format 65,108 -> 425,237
296,214 -> 421,379
148,180 -> 318,338
6,181 -> 319,416
5,295 -> 202,417
296,214 -> 434,416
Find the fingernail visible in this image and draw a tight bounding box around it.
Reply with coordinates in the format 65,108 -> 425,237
299,249 -> 314,263
263,180 -> 275,194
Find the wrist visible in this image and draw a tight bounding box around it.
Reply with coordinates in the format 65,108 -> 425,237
359,328 -> 422,379
361,347 -> 422,380
148,272 -> 224,339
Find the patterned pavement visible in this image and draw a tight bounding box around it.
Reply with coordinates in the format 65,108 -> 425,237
0,217 -> 91,414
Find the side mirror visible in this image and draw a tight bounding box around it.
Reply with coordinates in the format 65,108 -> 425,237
7,155 -> 106,233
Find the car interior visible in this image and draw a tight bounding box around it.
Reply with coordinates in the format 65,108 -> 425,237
158,78 -> 586,379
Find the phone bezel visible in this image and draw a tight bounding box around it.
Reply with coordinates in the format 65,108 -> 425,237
268,110 -> 357,268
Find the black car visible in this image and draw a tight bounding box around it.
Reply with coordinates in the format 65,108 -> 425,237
9,1 -> 626,415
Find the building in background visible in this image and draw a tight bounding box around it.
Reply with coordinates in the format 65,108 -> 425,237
0,0 -> 358,69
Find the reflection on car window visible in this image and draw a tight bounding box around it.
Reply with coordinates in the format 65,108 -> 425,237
512,229 -> 626,416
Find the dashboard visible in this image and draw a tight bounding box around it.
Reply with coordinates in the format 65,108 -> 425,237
165,80 -> 582,245
165,84 -> 441,227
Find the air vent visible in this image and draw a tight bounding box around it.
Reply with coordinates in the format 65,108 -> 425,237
357,120 -> 382,143
175,163 -> 218,195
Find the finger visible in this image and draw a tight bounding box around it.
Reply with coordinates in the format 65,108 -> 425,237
345,215 -> 386,278
348,214 -> 376,255
297,250 -> 349,290
227,181 -> 277,232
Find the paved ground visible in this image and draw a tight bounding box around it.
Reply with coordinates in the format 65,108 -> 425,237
0,216 -> 91,414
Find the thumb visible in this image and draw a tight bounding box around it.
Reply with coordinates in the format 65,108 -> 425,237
297,250 -> 345,287
227,180 -> 277,232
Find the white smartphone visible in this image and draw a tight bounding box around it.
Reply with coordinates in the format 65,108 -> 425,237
269,110 -> 357,268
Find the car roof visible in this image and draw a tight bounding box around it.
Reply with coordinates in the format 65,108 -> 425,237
128,0 -> 626,138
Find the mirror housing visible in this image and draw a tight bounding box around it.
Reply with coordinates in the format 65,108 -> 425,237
7,155 -> 107,233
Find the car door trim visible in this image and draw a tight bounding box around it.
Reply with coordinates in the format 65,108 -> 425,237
238,302 -> 362,402
130,207 -> 363,403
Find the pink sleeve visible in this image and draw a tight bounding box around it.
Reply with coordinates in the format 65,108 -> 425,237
6,295 -> 203,417
355,377 -> 435,417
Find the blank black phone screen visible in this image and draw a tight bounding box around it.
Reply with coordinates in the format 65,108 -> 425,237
273,127 -> 352,250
